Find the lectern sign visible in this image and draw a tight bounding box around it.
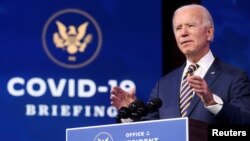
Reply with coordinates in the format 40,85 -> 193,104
66,118 -> 188,141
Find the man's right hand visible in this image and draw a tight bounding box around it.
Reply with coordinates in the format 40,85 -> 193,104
110,86 -> 136,110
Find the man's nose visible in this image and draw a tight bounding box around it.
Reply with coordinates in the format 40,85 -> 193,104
180,27 -> 189,37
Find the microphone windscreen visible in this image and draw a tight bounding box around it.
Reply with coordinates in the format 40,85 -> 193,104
129,99 -> 145,112
117,107 -> 130,119
147,98 -> 162,112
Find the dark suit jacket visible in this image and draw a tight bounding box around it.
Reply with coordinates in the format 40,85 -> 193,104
146,59 -> 250,125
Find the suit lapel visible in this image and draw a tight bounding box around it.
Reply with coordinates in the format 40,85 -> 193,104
187,59 -> 222,116
203,59 -> 222,87
174,65 -> 185,116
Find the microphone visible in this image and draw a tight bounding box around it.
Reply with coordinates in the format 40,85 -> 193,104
116,107 -> 130,119
116,98 -> 162,122
115,100 -> 145,122
130,98 -> 162,121
146,98 -> 162,112
128,99 -> 145,113
130,101 -> 147,121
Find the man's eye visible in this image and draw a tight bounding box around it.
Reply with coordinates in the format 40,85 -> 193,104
176,27 -> 181,31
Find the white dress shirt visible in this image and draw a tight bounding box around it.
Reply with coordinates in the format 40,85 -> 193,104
183,50 -> 223,115
122,50 -> 223,122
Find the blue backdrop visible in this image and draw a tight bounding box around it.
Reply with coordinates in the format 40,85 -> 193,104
203,0 -> 250,75
1,0 -> 250,141
0,1 -> 162,141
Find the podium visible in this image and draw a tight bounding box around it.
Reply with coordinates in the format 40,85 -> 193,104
66,117 -> 207,141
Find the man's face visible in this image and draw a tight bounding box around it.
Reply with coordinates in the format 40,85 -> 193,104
172,7 -> 213,57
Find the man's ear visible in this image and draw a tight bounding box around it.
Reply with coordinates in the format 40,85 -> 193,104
207,26 -> 214,42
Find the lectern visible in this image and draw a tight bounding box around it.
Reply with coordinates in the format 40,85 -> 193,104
66,117 -> 207,141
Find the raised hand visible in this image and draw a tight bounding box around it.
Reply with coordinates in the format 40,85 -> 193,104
187,75 -> 216,106
110,86 -> 136,110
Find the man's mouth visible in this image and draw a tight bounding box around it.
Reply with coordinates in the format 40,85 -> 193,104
181,40 -> 192,45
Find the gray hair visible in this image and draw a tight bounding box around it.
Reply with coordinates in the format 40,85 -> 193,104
172,4 -> 214,40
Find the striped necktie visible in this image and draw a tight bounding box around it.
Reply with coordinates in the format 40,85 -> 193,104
179,64 -> 199,117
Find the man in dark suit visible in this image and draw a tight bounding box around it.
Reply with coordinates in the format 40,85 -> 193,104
110,4 -> 250,125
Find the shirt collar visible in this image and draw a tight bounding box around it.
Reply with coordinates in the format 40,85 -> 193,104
185,50 -> 215,74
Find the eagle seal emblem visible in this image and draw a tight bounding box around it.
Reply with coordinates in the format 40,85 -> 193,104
93,132 -> 113,141
42,9 -> 102,69
53,21 -> 93,61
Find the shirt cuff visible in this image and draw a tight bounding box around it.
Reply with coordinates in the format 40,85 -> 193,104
120,118 -> 134,123
205,94 -> 223,115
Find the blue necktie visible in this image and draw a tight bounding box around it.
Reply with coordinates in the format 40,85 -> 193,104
180,64 -> 199,117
